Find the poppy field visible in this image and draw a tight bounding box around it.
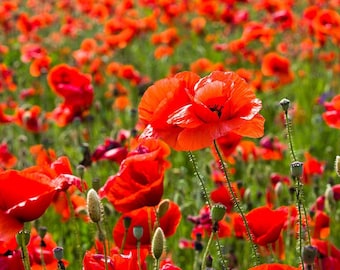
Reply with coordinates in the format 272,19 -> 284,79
1,0 -> 340,269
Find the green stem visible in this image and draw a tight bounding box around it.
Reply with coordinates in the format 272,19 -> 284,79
188,150 -> 227,268
188,151 -> 212,209
285,111 -> 297,162
97,223 -> 108,270
19,231 -> 31,270
213,140 -> 260,265
65,191 -> 82,267
137,240 -> 142,270
154,258 -> 160,270
39,243 -> 47,270
120,228 -> 128,253
295,179 -> 305,270
201,231 -> 214,270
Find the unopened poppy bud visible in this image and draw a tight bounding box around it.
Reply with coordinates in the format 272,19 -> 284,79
16,230 -> 30,246
325,184 -> 334,202
335,156 -> 340,177
133,226 -> 143,241
151,227 -> 166,260
123,216 -> 132,230
157,199 -> 170,218
302,245 -> 317,265
77,164 -> 86,179
280,98 -> 290,112
211,204 -> 226,223
92,178 -> 100,192
290,161 -> 303,178
87,188 -> 103,223
274,182 -> 283,197
53,246 -> 64,261
244,188 -> 251,204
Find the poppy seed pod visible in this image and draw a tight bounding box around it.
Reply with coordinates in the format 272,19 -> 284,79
152,227 -> 166,260
53,246 -> 64,261
133,226 -> 144,241
211,203 -> 227,223
290,161 -> 303,178
87,188 -> 103,223
280,98 -> 290,112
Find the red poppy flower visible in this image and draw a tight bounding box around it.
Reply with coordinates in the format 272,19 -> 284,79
14,105 -> 48,133
113,201 -> 181,250
261,52 -> 294,85
138,71 -> 264,151
236,206 -> 287,246
0,159 -> 82,241
248,263 -> 299,270
0,142 -> 16,169
322,94 -> 340,129
302,152 -> 325,184
99,138 -> 170,212
47,64 -> 94,110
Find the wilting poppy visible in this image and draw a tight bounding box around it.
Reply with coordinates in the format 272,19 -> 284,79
138,71 -> 264,151
248,263 -> 299,270
99,138 -> 170,213
0,158 -> 82,241
113,201 -> 181,250
322,94 -> 340,129
236,206 -> 287,246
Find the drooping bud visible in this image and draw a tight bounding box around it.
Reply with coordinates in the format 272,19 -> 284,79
302,245 -> 317,265
157,199 -> 170,218
133,226 -> 144,241
152,227 -> 166,260
87,188 -> 103,223
290,161 -> 303,178
280,98 -> 290,113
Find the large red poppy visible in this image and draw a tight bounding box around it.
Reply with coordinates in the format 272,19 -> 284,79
99,138 -> 170,213
0,158 -> 82,241
138,71 -> 264,151
113,201 -> 181,250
